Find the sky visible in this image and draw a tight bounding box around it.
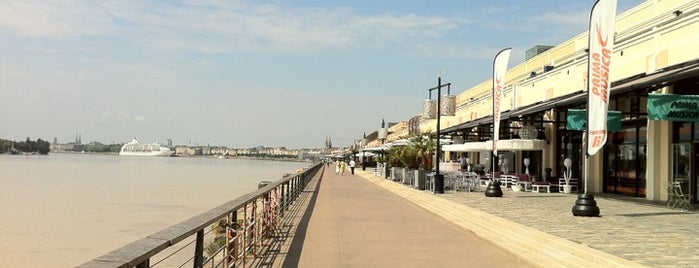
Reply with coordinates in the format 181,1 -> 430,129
0,0 -> 645,149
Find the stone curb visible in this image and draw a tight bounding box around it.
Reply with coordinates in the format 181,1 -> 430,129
357,171 -> 647,268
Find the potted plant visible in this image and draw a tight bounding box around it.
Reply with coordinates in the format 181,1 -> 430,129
511,183 -> 523,192
410,133 -> 435,190
563,158 -> 573,193
388,146 -> 405,181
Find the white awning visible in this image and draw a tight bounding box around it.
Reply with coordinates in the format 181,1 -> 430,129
442,141 -> 489,152
442,139 -> 546,152
362,145 -> 389,152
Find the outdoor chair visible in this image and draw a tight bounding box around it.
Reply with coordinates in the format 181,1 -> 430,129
393,171 -> 402,183
666,184 -> 678,209
403,171 -> 414,186
672,181 -> 693,211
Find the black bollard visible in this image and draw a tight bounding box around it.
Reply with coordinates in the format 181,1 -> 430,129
485,180 -> 503,197
434,174 -> 444,194
572,193 -> 600,217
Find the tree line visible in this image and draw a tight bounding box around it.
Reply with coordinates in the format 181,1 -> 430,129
73,143 -> 123,153
0,138 -> 51,154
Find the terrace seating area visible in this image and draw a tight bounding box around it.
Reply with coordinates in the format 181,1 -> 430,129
390,166 -> 583,195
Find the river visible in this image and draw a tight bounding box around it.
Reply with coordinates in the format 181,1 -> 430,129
0,153 -> 309,267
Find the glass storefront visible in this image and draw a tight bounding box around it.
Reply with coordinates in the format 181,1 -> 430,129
603,93 -> 647,197
606,127 -> 646,196
671,122 -> 699,203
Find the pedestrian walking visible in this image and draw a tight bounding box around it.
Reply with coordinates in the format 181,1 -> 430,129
349,159 -> 356,175
335,160 -> 341,175
340,161 -> 346,176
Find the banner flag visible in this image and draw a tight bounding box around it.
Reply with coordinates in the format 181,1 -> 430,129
587,0 -> 617,156
493,48 -> 511,156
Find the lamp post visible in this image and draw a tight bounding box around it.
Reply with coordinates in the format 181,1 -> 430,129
428,76 -> 451,194
361,132 -> 367,171
379,118 -> 388,178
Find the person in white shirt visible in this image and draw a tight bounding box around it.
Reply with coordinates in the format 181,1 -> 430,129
349,159 -> 356,175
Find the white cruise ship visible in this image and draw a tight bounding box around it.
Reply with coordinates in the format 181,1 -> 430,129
119,138 -> 174,156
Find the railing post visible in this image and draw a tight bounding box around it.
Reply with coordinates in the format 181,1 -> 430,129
297,175 -> 302,194
280,183 -> 287,217
263,192 -> 269,237
290,178 -> 296,200
226,211 -> 238,268
193,230 -> 204,268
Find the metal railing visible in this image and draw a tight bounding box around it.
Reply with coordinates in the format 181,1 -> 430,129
78,162 -> 323,268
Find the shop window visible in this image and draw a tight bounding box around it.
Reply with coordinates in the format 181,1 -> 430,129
674,122 -> 692,142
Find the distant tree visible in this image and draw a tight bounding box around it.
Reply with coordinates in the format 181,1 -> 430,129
36,138 -> 50,154
0,137 -> 50,154
0,139 -> 12,152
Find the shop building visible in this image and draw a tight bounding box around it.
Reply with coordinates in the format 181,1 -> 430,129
420,0 -> 699,203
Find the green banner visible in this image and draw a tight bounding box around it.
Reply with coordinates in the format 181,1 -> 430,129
648,93 -> 699,122
566,109 -> 621,132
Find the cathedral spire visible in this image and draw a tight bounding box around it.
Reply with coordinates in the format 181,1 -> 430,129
325,135 -> 332,149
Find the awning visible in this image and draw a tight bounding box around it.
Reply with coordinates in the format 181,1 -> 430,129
648,93 -> 699,122
443,59 -> 699,134
508,91 -> 582,119
566,109 -> 622,131
442,115 -> 494,133
611,60 -> 699,93
355,151 -> 377,157
442,139 -> 546,152
362,145 -> 389,152
442,141 -> 489,152
496,139 -> 547,151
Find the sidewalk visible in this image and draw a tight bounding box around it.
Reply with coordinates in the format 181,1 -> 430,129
355,169 -> 699,268
281,165 -> 534,268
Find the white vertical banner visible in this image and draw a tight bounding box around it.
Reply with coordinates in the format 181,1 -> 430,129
587,0 -> 617,156
493,48 -> 512,156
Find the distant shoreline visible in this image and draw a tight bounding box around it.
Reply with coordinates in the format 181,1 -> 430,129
47,151 -> 310,163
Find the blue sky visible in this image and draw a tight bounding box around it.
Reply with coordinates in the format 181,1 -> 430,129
0,0 -> 644,148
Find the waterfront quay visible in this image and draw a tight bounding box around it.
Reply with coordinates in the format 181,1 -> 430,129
260,166 -> 697,268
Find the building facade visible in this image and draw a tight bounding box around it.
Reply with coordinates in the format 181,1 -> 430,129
416,0 -> 699,203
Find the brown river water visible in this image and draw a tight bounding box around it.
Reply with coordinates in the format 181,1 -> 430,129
0,153 -> 309,267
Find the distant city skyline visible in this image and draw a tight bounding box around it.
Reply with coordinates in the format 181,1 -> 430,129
44,132 -> 334,149
0,0 -> 645,148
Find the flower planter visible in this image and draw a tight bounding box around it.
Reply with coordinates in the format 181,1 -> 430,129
403,169 -> 415,185
414,170 -> 427,190
563,184 -> 573,193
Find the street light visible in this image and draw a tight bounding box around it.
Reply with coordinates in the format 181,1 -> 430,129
427,76 -> 451,194
379,118 -> 388,178
361,132 -> 367,171
379,118 -> 387,144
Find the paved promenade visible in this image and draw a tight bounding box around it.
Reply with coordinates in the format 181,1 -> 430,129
355,170 -> 699,268
260,166 -> 698,268
278,165 -> 533,267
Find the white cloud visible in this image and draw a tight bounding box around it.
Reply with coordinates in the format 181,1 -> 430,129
0,1 -> 117,38
0,0 -> 465,54
529,9 -> 589,30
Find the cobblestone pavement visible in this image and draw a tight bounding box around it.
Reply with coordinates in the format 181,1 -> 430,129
429,186 -> 699,268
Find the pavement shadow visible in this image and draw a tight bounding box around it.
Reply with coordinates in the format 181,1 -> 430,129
279,167 -> 324,268
618,211 -> 691,217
